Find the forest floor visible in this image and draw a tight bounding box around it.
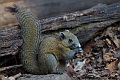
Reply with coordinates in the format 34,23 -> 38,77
0,23 -> 120,80
0,2 -> 120,80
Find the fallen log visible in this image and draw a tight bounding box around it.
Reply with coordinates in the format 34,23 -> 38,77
0,0 -> 120,27
0,3 -> 120,66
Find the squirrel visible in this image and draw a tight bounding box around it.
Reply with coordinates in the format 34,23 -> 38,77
6,5 -> 83,75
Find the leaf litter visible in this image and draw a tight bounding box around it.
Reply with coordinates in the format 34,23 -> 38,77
66,26 -> 120,79
0,26 -> 120,80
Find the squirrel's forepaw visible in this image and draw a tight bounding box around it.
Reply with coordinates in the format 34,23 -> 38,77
56,67 -> 65,74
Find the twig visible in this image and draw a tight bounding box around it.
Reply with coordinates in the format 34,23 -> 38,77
0,51 -> 18,57
8,73 -> 22,80
0,64 -> 22,72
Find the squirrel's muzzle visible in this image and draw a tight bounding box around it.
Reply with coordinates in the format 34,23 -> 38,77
67,43 -> 83,59
74,47 -> 83,54
73,43 -> 83,53
74,47 -> 84,58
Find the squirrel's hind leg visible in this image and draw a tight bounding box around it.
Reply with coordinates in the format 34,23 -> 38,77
38,54 -> 58,74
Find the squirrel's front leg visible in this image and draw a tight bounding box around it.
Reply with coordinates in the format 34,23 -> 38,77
38,53 -> 58,74
46,54 -> 66,74
56,59 -> 66,74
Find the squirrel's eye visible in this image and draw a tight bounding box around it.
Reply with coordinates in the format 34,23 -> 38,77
68,39 -> 73,43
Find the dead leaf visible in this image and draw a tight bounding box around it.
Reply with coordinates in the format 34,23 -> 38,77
118,61 -> 120,70
73,60 -> 86,72
110,72 -> 118,78
66,63 -> 77,77
95,40 -> 105,48
105,60 -> 119,70
83,41 -> 95,54
113,49 -> 120,58
104,38 -> 112,45
103,51 -> 114,62
105,28 -> 120,48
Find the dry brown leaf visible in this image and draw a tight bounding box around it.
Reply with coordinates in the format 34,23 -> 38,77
103,51 -> 114,62
105,28 -> 120,48
118,61 -> 120,70
95,40 -> 104,47
83,41 -> 95,54
112,37 -> 120,48
66,63 -> 77,77
110,72 -> 118,78
0,75 -> 6,80
105,60 -> 119,70
113,49 -> 120,58
104,38 -> 111,45
73,60 -> 86,72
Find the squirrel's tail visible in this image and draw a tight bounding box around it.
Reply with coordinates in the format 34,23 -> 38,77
6,5 -> 41,74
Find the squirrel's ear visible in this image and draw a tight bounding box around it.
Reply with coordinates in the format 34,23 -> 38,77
59,32 -> 65,40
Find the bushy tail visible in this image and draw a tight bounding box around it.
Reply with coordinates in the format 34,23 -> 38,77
6,5 -> 41,74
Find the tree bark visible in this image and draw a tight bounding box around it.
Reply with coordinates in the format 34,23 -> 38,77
0,3 -> 120,57
0,0 -> 119,27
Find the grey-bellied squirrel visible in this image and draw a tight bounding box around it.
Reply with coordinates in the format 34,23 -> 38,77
6,5 -> 83,74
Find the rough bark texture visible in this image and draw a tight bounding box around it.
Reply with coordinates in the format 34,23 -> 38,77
0,0 -> 119,27
0,2 -> 120,80
0,3 -> 120,57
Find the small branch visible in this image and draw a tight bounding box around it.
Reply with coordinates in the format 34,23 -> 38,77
0,51 -> 18,57
0,64 -> 22,72
8,73 -> 22,80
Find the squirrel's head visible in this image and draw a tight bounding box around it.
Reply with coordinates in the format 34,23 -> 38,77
59,30 -> 83,59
